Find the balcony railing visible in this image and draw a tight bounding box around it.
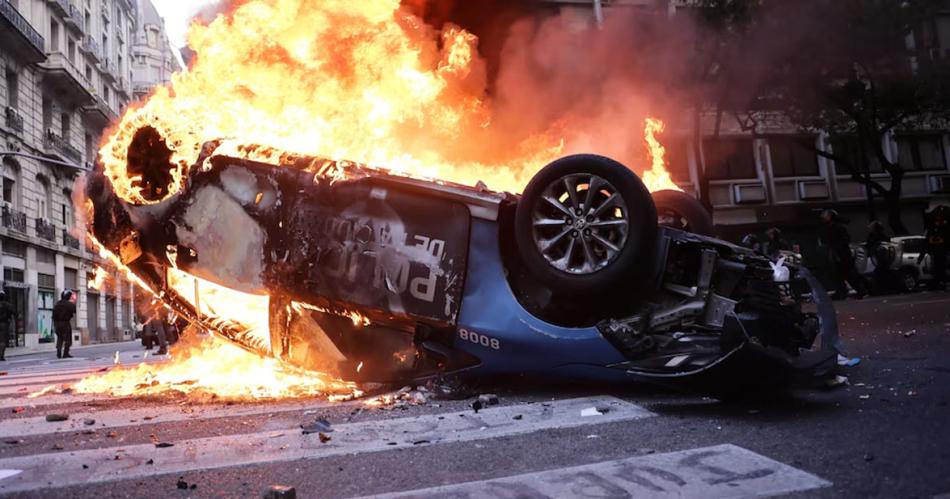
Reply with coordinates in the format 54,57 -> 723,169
47,0 -> 70,16
0,0 -> 46,60
4,107 -> 24,134
81,35 -> 102,62
65,3 -> 82,31
36,219 -> 56,242
62,229 -> 80,250
2,206 -> 27,233
40,52 -> 94,103
100,59 -> 118,82
44,130 -> 83,164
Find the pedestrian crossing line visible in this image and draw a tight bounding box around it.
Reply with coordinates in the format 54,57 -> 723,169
0,399 -> 348,438
369,444 -> 832,499
0,396 -> 652,493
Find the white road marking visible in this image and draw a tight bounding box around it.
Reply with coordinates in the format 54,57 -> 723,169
372,444 -> 831,499
0,396 -> 652,493
0,399 -> 347,438
0,470 -> 21,482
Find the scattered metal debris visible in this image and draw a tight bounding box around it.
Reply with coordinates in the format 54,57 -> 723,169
45,414 -> 68,422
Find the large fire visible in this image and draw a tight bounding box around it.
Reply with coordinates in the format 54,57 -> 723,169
60,0 -> 683,403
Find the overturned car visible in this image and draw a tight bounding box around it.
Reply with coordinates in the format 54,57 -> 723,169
86,127 -> 840,396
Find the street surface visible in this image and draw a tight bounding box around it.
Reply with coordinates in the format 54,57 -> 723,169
0,292 -> 948,498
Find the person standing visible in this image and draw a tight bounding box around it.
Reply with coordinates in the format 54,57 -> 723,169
922,205 -> 950,290
0,292 -> 13,361
819,210 -> 867,299
52,290 -> 77,359
148,315 -> 168,355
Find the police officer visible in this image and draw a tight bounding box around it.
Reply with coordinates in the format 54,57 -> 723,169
0,292 -> 13,361
52,290 -> 77,359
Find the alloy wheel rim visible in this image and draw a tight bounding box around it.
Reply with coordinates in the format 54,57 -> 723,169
530,173 -> 629,275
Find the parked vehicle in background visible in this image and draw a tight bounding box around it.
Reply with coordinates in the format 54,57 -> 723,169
891,236 -> 932,291
853,236 -> 932,293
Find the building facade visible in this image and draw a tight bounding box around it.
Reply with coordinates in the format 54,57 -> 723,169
1,0 -> 175,352
545,0 -> 950,241
131,0 -> 179,101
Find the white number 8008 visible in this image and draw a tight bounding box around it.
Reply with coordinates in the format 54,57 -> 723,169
458,329 -> 500,350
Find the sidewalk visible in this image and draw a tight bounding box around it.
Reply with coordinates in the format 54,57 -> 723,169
4,340 -> 140,359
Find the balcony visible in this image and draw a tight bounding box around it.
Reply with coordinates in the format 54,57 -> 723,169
133,82 -> 154,97
100,58 -> 118,83
0,0 -> 46,63
44,129 -> 83,165
100,2 -> 109,21
81,35 -> 102,63
65,3 -> 82,31
38,52 -> 95,104
4,107 -> 24,135
62,229 -> 80,250
82,94 -> 118,126
2,206 -> 27,233
35,219 -> 56,242
47,0 -> 70,16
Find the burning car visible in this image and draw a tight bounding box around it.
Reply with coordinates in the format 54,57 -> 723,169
85,126 -> 840,397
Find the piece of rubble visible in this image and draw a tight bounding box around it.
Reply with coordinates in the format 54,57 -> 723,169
901,329 -> 916,338
471,400 -> 483,413
3,439 -> 23,445
264,485 -> 297,499
825,375 -> 849,389
177,478 -> 189,490
318,433 -> 331,443
146,459 -> 154,465
11,407 -> 24,414
513,415 -> 523,421
45,414 -> 68,422
580,407 -> 603,417
83,418 -> 96,426
301,419 -> 333,435
859,394 -> 871,400
155,442 -> 174,448
477,394 -> 499,406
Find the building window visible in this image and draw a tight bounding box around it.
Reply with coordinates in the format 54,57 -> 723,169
37,176 -> 51,220
2,158 -> 20,208
42,97 -> 53,132
769,137 -> 820,178
2,240 -> 26,258
4,70 -> 18,109
61,112 -> 71,142
37,250 -> 56,265
3,268 -> 24,282
702,138 -> 757,180
830,136 -> 884,176
50,20 -> 60,53
661,138 -> 691,182
897,135 -> 947,171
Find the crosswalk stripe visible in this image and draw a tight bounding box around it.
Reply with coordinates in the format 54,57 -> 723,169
0,399 -> 348,438
0,396 -> 652,493
369,444 -> 832,499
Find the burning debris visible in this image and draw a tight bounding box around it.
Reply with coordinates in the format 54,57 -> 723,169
69,332 -> 360,402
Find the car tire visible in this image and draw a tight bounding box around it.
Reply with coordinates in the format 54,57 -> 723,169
652,189 -> 715,236
514,154 -> 658,296
900,269 -> 918,293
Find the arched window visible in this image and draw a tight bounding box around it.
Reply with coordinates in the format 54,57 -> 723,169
62,188 -> 73,227
36,174 -> 52,220
2,158 -> 21,209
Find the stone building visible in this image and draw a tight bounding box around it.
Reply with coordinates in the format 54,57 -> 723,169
131,0 -> 180,101
0,0 -> 175,353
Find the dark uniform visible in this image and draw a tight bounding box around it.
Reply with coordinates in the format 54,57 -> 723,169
0,293 -> 13,361
52,291 -> 77,358
148,317 -> 168,355
922,205 -> 950,289
819,211 -> 866,299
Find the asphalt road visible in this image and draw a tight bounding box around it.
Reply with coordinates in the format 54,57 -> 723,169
0,291 -> 948,498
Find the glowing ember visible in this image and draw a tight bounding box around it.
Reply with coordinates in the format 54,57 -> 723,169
642,118 -> 683,193
87,266 -> 109,290
70,332 -> 360,401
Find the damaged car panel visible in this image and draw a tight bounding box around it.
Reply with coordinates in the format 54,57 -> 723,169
86,136 -> 840,395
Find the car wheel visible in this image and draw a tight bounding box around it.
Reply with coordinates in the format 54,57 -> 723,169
514,154 -> 658,296
652,189 -> 714,236
900,269 -> 918,292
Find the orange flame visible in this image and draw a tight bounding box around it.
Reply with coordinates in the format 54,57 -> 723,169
641,118 -> 683,193
87,266 -> 109,290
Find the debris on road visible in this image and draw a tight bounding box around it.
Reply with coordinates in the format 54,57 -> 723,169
825,375 -> 850,388
155,442 -> 174,448
301,419 -> 333,435
471,400 -> 483,413
837,355 -> 861,367
513,414 -> 523,420
176,477 -> 197,490
45,414 -> 68,422
581,407 -> 603,417
365,386 -> 432,409
264,485 -> 297,499
859,394 -> 871,400
318,433 -> 332,443
11,407 -> 24,414
900,329 -> 917,338
477,394 -> 499,406
83,418 -> 96,426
